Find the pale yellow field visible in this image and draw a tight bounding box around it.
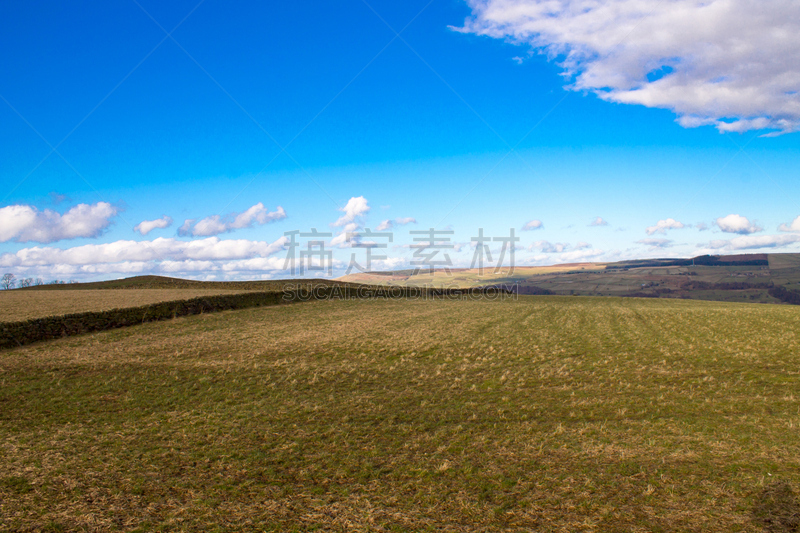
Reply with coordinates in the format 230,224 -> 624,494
340,263 -> 607,288
769,253 -> 800,270
0,289 -> 255,322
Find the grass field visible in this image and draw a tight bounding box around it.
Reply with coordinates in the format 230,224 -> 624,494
0,289 -> 256,323
2,296 -> 800,531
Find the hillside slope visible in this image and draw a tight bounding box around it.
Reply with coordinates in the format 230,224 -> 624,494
339,253 -> 800,304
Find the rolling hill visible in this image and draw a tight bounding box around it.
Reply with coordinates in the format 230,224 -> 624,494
339,253 -> 800,305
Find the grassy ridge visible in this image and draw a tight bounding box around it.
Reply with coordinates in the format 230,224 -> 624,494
2,296 -> 800,531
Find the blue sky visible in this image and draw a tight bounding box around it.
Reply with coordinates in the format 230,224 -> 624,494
2,0 -> 800,281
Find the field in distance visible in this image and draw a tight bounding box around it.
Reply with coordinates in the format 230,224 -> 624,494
0,289 -> 259,323
0,276 -> 341,323
340,252 -> 800,305
2,295 -> 799,531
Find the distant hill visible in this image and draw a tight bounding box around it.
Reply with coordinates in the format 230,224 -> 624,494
338,253 -> 800,305
10,253 -> 800,306
20,275 -> 313,292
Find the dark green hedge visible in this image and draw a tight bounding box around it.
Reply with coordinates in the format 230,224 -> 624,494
1,284 -> 510,350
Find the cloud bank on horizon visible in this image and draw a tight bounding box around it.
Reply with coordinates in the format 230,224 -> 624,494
455,0 -> 800,134
2,195 -> 799,281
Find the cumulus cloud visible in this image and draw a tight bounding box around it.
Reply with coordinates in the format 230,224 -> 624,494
330,222 -> 359,247
696,222 -> 709,231
179,203 -> 286,237
779,216 -> 800,232
329,197 -> 372,248
0,202 -> 119,244
558,248 -> 604,262
0,236 -> 289,271
522,219 -> 543,231
637,238 -> 673,249
715,214 -> 762,234
332,196 -> 370,227
529,240 -> 568,254
529,240 -> 593,254
178,219 -> 194,235
707,233 -> 800,251
370,257 -> 408,271
376,217 -> 417,231
134,216 -> 173,236
590,216 -> 609,227
645,218 -> 686,235
455,0 -> 800,134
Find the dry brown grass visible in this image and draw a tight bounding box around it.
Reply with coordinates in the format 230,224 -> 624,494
2,295 -> 800,531
0,289 -> 256,322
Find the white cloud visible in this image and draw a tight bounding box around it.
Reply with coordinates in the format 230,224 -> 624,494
530,240 -> 568,254
178,219 -> 194,235
522,219 -> 543,231
0,202 -> 119,244
0,236 -> 288,268
529,240 -> 593,254
558,248 -> 604,262
332,196 -> 370,227
369,257 -> 408,271
645,218 -> 686,235
637,238 -> 673,249
179,203 -> 286,237
707,233 -> 800,250
376,217 -> 417,231
329,197 -> 373,248
695,222 -> 709,231
134,216 -> 172,236
0,236 -> 299,282
590,216 -> 609,227
455,0 -> 800,134
715,214 -> 762,234
330,222 -> 359,247
779,215 -> 800,232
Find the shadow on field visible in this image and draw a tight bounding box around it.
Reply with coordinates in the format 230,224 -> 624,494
753,481 -> 800,532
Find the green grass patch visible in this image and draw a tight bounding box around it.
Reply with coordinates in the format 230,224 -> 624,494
1,296 -> 799,531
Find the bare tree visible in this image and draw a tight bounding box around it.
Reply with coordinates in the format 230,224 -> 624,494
19,278 -> 33,288
34,278 -> 43,286
2,273 -> 15,290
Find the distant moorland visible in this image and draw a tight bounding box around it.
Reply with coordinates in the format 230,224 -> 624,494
340,252 -> 800,306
